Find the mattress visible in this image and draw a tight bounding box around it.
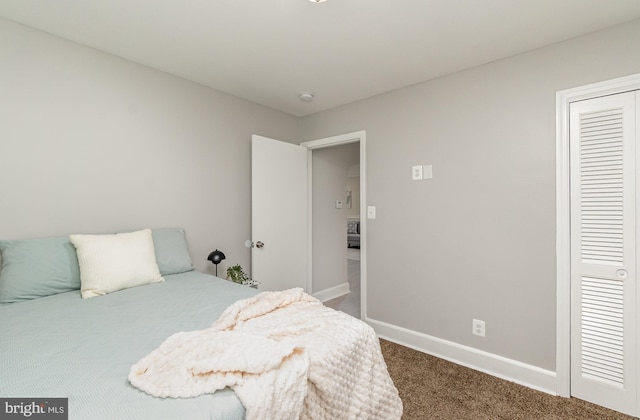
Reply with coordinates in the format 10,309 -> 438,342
0,271 -> 258,419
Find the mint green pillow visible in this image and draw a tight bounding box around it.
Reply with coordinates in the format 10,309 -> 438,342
152,228 -> 194,275
0,237 -> 81,304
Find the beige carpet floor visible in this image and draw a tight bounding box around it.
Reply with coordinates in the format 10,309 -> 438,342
380,339 -> 636,420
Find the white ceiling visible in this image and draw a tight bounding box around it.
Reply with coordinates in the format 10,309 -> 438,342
1,1 -> 640,117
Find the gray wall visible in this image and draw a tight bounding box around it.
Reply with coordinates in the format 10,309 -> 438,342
311,143 -> 359,293
299,20 -> 640,371
0,19 -> 298,275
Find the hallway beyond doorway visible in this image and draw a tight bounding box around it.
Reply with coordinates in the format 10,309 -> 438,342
324,257 -> 360,319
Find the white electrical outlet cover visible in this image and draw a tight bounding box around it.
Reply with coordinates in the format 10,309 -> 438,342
472,319 -> 485,337
412,165 -> 423,180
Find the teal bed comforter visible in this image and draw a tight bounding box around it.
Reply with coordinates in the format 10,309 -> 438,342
0,271 -> 258,419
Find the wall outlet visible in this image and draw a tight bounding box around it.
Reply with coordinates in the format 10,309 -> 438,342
412,165 -> 423,180
472,319 -> 485,337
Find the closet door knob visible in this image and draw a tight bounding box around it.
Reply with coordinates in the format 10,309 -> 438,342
256,241 -> 265,249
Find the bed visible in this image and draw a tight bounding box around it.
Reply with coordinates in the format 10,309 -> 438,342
0,228 -> 401,419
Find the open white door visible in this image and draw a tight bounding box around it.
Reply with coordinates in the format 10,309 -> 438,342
251,135 -> 308,291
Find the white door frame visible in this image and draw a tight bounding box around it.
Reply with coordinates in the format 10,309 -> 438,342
556,73 -> 640,398
301,130 -> 367,319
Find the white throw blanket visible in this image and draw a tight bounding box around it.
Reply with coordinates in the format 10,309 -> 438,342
129,288 -> 403,419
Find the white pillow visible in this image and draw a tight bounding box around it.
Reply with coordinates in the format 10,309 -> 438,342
69,229 -> 164,299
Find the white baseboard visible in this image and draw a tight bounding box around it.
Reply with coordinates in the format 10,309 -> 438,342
367,317 -> 557,395
313,282 -> 350,302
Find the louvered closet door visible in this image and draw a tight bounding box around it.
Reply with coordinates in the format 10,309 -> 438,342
570,91 -> 638,416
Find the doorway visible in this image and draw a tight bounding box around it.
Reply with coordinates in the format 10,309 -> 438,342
311,145 -> 360,318
301,131 -> 367,320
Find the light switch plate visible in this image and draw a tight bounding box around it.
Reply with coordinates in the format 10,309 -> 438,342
336,200 -> 343,209
423,165 -> 433,180
367,206 -> 376,219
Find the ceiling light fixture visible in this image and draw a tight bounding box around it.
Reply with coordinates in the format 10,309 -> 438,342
298,92 -> 314,102
309,0 -> 327,3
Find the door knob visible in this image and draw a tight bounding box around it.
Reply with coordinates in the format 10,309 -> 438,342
256,241 -> 265,249
616,269 -> 628,279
